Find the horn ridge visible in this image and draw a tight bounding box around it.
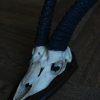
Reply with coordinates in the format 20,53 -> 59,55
48,0 -> 97,51
35,0 -> 57,46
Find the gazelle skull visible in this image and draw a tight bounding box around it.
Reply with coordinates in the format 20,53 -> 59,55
12,0 -> 95,99
13,46 -> 72,100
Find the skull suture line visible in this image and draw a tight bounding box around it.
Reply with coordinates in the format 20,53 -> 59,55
13,46 -> 72,100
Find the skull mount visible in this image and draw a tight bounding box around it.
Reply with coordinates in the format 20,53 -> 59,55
13,46 -> 72,100
12,0 -> 96,99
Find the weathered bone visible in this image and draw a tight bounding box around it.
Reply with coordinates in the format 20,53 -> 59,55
13,46 -> 72,100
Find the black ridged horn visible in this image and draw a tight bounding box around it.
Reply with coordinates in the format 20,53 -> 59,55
35,0 -> 57,46
48,0 -> 97,51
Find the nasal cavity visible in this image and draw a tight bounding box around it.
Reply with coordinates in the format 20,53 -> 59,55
25,83 -> 32,88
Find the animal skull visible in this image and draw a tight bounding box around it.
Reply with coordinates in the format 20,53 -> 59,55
12,0 -> 95,99
13,46 -> 72,100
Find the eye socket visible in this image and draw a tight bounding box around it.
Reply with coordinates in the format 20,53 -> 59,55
51,61 -> 63,73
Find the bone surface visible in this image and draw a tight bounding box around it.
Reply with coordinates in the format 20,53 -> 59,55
13,46 -> 72,100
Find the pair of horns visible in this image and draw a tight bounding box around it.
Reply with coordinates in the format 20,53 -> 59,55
35,0 -> 97,51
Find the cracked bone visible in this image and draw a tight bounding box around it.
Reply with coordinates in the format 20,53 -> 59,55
13,46 -> 72,100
